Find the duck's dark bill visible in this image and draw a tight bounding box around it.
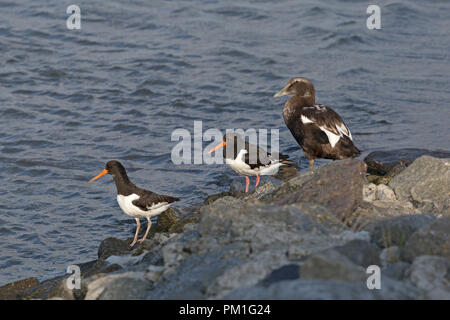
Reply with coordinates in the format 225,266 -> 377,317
88,169 -> 108,183
208,141 -> 226,154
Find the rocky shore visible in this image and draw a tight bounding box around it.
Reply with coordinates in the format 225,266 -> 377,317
1,149 -> 449,300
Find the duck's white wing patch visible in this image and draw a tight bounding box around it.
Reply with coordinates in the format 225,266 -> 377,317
336,123 -> 352,140
319,126 -> 341,148
301,115 -> 314,124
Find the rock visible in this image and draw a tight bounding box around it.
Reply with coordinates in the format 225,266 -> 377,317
379,246 -> 401,267
155,208 -> 180,232
376,184 -> 396,201
408,255 -> 450,299
225,278 -> 422,300
85,272 -> 150,300
363,183 -> 377,202
389,156 -> 450,214
382,262 -> 410,281
0,277 -> 39,300
364,148 -> 450,175
333,231 -> 371,242
145,265 -> 165,282
98,237 -> 131,260
260,264 -> 300,287
333,240 -> 381,267
401,218 -> 450,262
271,159 -> 366,221
367,214 -> 436,249
300,249 -> 367,282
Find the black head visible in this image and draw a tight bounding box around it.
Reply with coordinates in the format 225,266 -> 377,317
89,160 -> 128,183
273,77 -> 315,98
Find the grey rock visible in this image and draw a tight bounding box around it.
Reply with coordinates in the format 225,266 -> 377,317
225,278 -> 422,300
85,272 -> 150,300
389,156 -> 450,214
382,262 -> 410,281
333,240 -> 381,267
408,255 -> 450,299
271,159 -> 367,221
401,218 -> 450,262
300,249 -> 367,282
368,214 -> 436,249
364,148 -> 450,175
98,237 -> 131,260
379,246 -> 401,267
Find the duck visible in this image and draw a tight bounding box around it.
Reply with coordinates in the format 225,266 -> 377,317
89,160 -> 179,246
209,133 -> 292,192
274,77 -> 360,171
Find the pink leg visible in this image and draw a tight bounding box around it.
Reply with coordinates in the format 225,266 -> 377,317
130,218 -> 140,247
138,218 -> 152,243
245,176 -> 250,193
255,175 -> 260,187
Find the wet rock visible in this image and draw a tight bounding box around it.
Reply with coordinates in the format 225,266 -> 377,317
408,255 -> 450,299
0,277 -> 39,300
145,265 -> 165,282
364,148 -> 450,175
401,218 -> 450,262
367,214 -> 436,249
98,237 -> 131,260
389,156 -> 450,214
270,159 -> 366,221
155,208 -> 180,232
301,249 -> 367,282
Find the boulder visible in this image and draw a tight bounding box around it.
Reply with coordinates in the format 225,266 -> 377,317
367,214 -> 436,248
364,148 -> 450,175
0,277 -> 39,300
401,218 -> 450,262
389,156 -> 450,214
408,255 -> 450,299
270,159 -> 366,221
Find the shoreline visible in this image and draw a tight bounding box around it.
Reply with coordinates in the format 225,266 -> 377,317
1,148 -> 449,300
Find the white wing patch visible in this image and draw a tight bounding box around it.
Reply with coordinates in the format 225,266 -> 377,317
337,123 -> 352,140
320,127 -> 341,148
301,115 -> 314,124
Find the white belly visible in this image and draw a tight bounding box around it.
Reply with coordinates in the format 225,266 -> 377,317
117,194 -> 171,219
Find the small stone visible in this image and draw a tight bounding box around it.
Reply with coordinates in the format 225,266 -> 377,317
375,184 -> 396,201
379,246 -> 400,267
363,183 -> 377,202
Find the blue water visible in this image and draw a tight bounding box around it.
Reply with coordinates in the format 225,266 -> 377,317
0,0 -> 449,285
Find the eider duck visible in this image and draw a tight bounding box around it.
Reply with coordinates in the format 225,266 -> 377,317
89,160 -> 179,246
209,133 -> 292,192
274,77 -> 360,171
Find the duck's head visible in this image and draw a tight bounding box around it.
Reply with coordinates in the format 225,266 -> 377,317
273,77 -> 315,98
89,160 -> 127,183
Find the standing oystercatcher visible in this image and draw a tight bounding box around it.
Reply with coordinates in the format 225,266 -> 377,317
274,77 -> 360,171
209,133 -> 292,192
89,160 -> 179,246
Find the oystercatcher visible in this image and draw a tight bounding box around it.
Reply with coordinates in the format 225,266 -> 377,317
274,77 -> 360,171
209,133 -> 292,192
89,160 -> 179,246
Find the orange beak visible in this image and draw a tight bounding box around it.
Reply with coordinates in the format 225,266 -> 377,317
88,169 -> 108,183
208,141 -> 226,154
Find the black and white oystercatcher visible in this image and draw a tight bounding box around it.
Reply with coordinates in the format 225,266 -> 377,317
209,133 -> 292,192
89,160 -> 179,246
274,77 -> 360,171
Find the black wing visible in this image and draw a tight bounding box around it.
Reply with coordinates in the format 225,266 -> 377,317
132,190 -> 179,211
244,141 -> 291,169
